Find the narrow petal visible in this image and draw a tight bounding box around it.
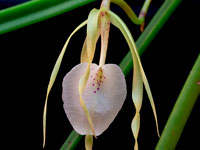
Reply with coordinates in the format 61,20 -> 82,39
80,37 -> 88,63
85,135 -> 93,150
109,10 -> 143,150
99,9 -> 110,66
43,20 -> 87,147
111,0 -> 143,25
87,8 -> 100,62
140,68 -> 160,137
78,8 -> 101,136
62,63 -> 127,136
109,10 -> 160,149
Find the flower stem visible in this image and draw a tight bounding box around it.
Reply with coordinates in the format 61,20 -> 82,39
155,54 -> 200,150
60,130 -> 83,150
101,0 -> 111,10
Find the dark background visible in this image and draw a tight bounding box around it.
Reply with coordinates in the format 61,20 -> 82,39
0,0 -> 199,150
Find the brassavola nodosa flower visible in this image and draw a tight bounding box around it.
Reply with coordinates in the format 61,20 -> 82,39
43,0 -> 159,149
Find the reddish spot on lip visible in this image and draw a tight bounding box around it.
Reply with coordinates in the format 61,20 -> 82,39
94,91 -> 96,93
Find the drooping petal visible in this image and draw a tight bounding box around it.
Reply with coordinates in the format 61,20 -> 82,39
62,63 -> 127,136
80,37 -> 88,63
85,135 -> 93,150
99,8 -> 110,67
108,10 -> 160,149
111,0 -> 143,25
87,8 -> 100,62
111,0 -> 152,31
42,20 -> 87,148
78,8 -> 101,136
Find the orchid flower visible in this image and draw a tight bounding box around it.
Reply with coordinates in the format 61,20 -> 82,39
43,0 -> 159,149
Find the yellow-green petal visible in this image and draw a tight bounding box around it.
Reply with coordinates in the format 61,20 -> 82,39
111,0 -> 143,25
99,8 -> 110,67
43,20 -> 87,147
85,135 -> 93,150
80,37 -> 89,63
87,8 -> 100,61
78,8 -> 101,137
108,10 -> 160,149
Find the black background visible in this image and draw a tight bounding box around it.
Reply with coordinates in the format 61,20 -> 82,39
0,0 -> 199,150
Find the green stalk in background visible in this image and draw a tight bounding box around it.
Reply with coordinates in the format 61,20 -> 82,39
60,130 -> 83,150
156,54 -> 200,150
0,0 -> 95,34
60,0 -> 183,149
120,0 -> 182,76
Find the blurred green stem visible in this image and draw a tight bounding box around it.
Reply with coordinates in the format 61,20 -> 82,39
60,0 -> 182,149
156,54 -> 200,150
0,0 -> 95,34
60,130 -> 83,150
120,0 -> 182,76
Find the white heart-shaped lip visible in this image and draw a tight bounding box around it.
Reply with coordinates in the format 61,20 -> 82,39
62,62 -> 127,136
